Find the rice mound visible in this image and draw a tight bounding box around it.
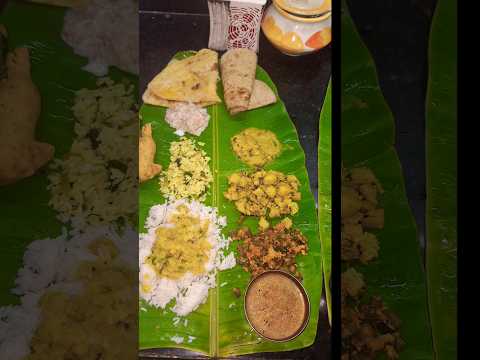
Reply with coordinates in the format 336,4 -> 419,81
62,0 -> 139,76
139,199 -> 236,316
0,226 -> 136,359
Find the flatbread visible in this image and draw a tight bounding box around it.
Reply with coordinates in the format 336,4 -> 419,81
220,48 -> 257,115
248,80 -> 277,110
142,88 -> 216,108
147,49 -> 221,104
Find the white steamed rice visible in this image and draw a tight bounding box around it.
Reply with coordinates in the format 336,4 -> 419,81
62,0 -> 139,76
139,199 -> 236,317
0,226 -> 136,359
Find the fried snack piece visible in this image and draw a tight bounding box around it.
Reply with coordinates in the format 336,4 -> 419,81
0,43 -> 54,185
139,123 -> 161,183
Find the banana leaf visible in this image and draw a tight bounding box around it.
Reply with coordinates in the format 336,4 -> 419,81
318,80 -> 331,324
342,3 -> 434,358
0,1 -> 136,304
139,53 -> 323,357
425,0 -> 457,358
0,26 -> 7,79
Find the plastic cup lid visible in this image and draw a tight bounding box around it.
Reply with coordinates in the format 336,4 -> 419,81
274,0 -> 331,16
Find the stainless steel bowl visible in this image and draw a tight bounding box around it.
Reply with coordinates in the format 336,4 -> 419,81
244,270 -> 311,342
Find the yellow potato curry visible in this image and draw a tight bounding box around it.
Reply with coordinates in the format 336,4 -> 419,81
147,205 -> 212,279
26,239 -> 137,360
231,128 -> 282,167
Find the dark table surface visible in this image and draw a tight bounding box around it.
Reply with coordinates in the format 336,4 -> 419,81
139,2 -> 332,359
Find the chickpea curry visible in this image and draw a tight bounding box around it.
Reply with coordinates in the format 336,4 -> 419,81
224,170 -> 301,218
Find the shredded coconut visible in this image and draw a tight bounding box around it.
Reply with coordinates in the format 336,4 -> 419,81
165,102 -> 210,136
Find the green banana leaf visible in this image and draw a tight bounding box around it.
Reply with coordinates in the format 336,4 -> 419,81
425,0 -> 457,358
341,6 -> 395,162
318,80 -> 331,324
139,53 -> 323,357
342,3 -> 434,359
0,27 -> 7,79
0,0 -> 136,305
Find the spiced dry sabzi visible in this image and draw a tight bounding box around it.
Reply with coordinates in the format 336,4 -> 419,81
232,219 -> 308,280
341,167 -> 404,359
342,167 -> 384,264
341,269 -> 404,360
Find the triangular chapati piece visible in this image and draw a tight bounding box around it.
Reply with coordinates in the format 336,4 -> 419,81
248,80 -> 277,110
